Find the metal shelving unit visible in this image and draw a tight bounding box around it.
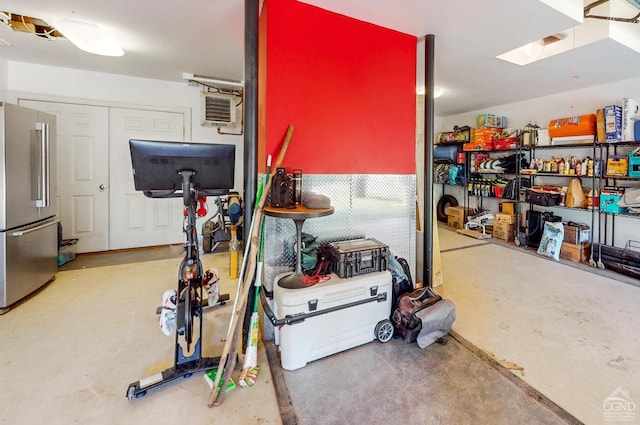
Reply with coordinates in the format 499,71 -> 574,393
599,141 -> 640,247
518,137 -> 599,251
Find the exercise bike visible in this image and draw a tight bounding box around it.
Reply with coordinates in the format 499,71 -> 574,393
126,139 -> 236,401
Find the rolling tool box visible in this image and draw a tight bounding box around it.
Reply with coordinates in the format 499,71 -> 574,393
328,238 -> 389,278
263,270 -> 393,370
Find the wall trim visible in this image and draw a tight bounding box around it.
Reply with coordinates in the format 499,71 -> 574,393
8,90 -> 193,141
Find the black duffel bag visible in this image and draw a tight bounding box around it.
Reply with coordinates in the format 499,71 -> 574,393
525,188 -> 560,206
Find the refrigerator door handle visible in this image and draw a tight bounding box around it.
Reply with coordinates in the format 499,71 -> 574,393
35,122 -> 50,208
12,218 -> 60,237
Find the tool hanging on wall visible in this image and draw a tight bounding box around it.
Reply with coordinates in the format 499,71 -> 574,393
227,193 -> 243,278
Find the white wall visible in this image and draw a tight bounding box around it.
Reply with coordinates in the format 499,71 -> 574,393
0,59 -> 7,101
439,76 -> 640,131
6,61 -> 245,191
436,76 -> 640,249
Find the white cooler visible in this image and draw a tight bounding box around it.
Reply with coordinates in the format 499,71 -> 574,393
274,270 -> 392,370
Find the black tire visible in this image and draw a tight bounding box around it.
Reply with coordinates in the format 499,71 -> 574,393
436,195 -> 458,222
184,286 -> 194,351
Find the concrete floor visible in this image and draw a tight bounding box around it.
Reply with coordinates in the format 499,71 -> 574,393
436,225 -> 640,425
277,335 -> 569,425
0,251 -> 281,425
1,227 -> 638,424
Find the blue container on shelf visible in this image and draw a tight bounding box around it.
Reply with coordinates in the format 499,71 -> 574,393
600,190 -> 628,214
630,149 -> 640,178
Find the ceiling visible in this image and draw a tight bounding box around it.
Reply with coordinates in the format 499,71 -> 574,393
1,0 -> 639,116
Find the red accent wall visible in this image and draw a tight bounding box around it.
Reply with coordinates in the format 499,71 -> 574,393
259,0 -> 416,174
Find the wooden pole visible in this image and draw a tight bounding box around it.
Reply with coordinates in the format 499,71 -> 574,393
208,125 -> 294,406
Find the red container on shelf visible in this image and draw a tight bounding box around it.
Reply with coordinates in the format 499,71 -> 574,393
493,137 -> 518,150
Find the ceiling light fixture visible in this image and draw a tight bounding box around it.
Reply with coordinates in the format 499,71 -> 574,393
584,0 -> 640,23
49,18 -> 123,56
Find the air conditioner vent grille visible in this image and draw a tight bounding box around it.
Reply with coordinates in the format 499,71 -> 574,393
201,92 -> 237,127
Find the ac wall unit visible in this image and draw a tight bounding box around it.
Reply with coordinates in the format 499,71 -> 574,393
201,92 -> 237,127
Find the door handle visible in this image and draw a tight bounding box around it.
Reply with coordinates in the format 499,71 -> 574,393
99,184 -> 106,191
12,219 -> 60,237
35,122 -> 50,208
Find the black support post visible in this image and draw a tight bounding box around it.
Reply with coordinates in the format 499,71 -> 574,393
242,0 -> 259,351
423,34 -> 435,288
243,0 -> 258,235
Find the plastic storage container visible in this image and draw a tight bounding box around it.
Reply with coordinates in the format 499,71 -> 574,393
548,114 -> 596,139
57,239 -> 78,266
328,238 -> 389,278
274,270 -> 392,370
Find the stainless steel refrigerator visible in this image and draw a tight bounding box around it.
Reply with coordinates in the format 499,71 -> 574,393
0,102 -> 58,312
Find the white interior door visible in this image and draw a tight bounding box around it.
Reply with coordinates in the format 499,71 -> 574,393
109,107 -> 185,249
19,99 -> 110,253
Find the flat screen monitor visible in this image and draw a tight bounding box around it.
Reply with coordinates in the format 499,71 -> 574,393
129,139 -> 235,195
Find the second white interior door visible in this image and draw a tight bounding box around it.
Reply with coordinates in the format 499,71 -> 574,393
109,107 -> 186,250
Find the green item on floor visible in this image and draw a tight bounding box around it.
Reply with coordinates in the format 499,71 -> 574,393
204,368 -> 236,393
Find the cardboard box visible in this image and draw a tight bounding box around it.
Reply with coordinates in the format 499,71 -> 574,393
495,213 -> 516,224
492,221 -> 514,242
446,206 -> 470,229
470,152 -> 490,172
623,98 -> 640,141
563,222 -> 590,244
476,114 -> 506,128
499,201 -> 516,215
601,105 -> 622,143
606,155 -> 629,177
447,215 -> 463,229
473,126 -> 503,145
560,242 -> 591,263
596,108 -> 605,143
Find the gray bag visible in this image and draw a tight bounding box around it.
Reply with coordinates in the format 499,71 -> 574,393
415,299 -> 456,349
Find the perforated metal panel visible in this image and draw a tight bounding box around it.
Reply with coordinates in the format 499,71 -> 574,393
262,174 -> 416,292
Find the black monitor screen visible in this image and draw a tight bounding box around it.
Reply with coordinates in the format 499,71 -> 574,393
129,139 -> 235,193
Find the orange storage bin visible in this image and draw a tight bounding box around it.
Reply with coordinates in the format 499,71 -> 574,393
473,126 -> 502,144
463,140 -> 493,151
548,114 -> 596,139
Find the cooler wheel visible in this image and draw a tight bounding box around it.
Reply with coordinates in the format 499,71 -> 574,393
375,319 -> 394,343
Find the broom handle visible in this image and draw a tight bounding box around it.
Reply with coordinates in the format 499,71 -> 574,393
208,125 -> 294,406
